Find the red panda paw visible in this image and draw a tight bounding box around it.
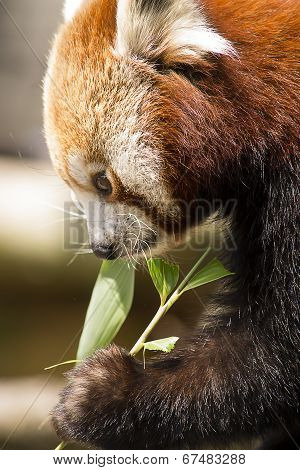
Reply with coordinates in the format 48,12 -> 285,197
51,345 -> 142,449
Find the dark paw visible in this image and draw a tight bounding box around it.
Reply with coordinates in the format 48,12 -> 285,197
52,345 -> 141,449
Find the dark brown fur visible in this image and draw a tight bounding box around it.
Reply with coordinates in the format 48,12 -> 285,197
48,0 -> 299,449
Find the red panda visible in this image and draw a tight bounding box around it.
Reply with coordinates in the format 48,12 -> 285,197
43,0 -> 299,449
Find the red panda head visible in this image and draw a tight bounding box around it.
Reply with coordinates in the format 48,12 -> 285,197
43,0 -> 236,259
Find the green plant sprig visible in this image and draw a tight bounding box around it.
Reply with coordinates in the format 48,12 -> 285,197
130,247 -> 233,356
53,247 -> 233,450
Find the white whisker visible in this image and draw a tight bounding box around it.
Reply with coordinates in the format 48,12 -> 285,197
37,216 -> 81,229
139,219 -> 157,235
128,238 -> 142,266
41,202 -> 86,219
142,240 -> 153,259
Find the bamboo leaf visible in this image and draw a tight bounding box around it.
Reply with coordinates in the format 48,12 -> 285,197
77,260 -> 135,360
147,258 -> 179,305
143,336 -> 179,353
182,258 -> 233,293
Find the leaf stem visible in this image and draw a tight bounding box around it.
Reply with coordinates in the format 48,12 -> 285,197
45,360 -> 81,371
129,289 -> 179,356
129,247 -> 211,356
176,246 -> 212,294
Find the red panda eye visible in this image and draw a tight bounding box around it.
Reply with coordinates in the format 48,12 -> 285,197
93,172 -> 112,197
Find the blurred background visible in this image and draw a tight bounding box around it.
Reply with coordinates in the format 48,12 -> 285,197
0,0 -> 220,450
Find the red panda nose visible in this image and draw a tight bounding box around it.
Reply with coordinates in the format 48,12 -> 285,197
91,243 -> 117,260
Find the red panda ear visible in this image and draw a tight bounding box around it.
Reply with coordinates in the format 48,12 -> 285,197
115,0 -> 235,64
63,0 -> 86,22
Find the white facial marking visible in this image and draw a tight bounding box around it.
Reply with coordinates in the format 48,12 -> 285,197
116,0 -> 236,59
63,0 -> 85,22
68,154 -> 90,186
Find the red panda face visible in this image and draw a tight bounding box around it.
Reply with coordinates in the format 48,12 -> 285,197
44,0 -> 235,259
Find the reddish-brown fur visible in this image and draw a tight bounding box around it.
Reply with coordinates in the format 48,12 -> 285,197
46,0 -> 299,201
45,0 -> 299,450
150,0 -> 300,199
45,0 -> 117,187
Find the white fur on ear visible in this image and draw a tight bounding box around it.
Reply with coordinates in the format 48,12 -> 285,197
63,0 -> 85,22
116,0 -> 235,59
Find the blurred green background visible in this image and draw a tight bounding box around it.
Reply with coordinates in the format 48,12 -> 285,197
0,0 -> 220,450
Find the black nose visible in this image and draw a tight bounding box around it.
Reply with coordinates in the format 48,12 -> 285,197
91,243 -> 117,260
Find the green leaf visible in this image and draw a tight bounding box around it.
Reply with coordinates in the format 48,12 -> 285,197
147,258 -> 179,305
143,336 -> 179,353
44,360 -> 80,371
55,442 -> 67,451
182,258 -> 233,293
77,260 -> 135,360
